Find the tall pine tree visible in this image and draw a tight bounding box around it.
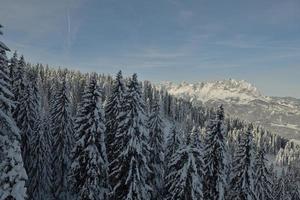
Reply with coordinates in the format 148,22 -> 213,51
69,75 -> 108,200
0,24 -> 27,200
106,71 -> 127,194
273,175 -> 289,200
8,51 -> 18,87
15,72 -> 39,171
165,134 -> 203,200
203,105 -> 227,200
12,55 -> 26,119
228,126 -> 256,200
190,126 -> 204,192
165,125 -> 182,165
110,74 -> 152,200
254,149 -> 273,200
148,99 -> 165,200
27,112 -> 53,200
105,71 -> 125,163
51,76 -> 74,200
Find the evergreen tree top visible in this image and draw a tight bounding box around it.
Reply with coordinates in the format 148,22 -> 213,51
0,25 -> 13,113
111,70 -> 125,93
132,73 -> 138,82
244,125 -> 254,141
60,74 -> 68,91
257,149 -> 265,159
167,125 -> 182,151
11,51 -> 18,62
190,126 -> 202,148
151,98 -> 160,113
247,123 -> 254,131
216,104 -> 224,121
116,70 -> 123,80
19,55 -> 25,64
0,25 -> 10,52
128,73 -> 140,91
13,51 -> 17,57
81,75 -> 102,105
126,73 -> 145,114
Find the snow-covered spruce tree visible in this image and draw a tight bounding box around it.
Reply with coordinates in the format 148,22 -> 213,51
190,126 -> 204,186
15,72 -> 39,171
268,164 -> 277,195
148,98 -> 165,200
105,70 -> 126,163
190,126 -> 201,149
27,112 -> 53,200
273,175 -> 289,200
69,75 -> 108,200
0,24 -> 27,200
165,134 -> 203,200
50,76 -> 74,200
203,105 -> 227,200
165,125 -> 182,165
109,74 -> 152,200
254,149 -> 273,200
227,125 -> 256,200
12,55 -> 26,119
8,51 -> 18,87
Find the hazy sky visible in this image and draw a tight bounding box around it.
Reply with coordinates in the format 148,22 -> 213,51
1,0 -> 300,98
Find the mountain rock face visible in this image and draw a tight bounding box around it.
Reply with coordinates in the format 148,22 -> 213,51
160,79 -> 300,141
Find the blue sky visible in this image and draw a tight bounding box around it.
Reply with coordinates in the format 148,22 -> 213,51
1,0 -> 300,98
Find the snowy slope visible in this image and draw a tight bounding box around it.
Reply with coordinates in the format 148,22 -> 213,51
160,79 -> 300,141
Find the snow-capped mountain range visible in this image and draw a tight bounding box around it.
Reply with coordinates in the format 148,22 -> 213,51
160,79 -> 300,141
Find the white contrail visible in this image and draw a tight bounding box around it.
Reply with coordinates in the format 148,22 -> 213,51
67,7 -> 71,49
65,5 -> 71,65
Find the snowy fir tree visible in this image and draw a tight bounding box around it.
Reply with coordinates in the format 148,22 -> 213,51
147,98 -> 165,200
190,126 -> 205,189
227,126 -> 256,200
26,112 -> 53,200
106,71 -> 128,194
165,125 -> 182,165
165,134 -> 203,200
254,149 -> 273,200
69,75 -> 108,200
109,74 -> 152,200
15,72 -> 39,171
105,70 -> 126,163
269,164 -> 277,194
50,76 -> 74,200
190,126 -> 202,150
274,176 -> 289,200
203,105 -> 227,200
0,24 -> 27,200
12,55 -> 26,119
8,51 -> 18,88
